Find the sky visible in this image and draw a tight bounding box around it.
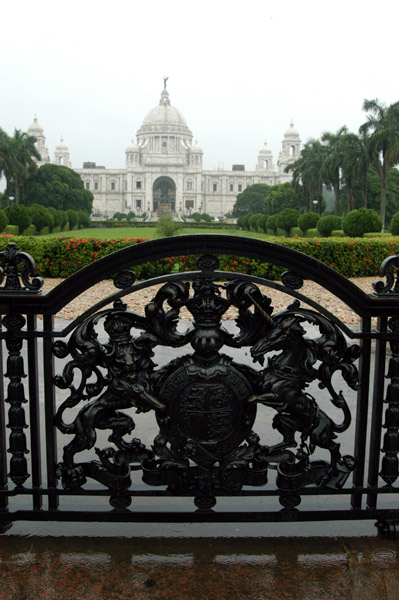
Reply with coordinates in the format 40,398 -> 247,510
1,0 -> 399,174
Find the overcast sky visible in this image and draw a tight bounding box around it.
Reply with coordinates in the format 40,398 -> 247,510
1,0 -> 398,174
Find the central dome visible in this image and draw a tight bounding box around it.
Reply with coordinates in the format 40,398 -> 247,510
137,89 -> 192,138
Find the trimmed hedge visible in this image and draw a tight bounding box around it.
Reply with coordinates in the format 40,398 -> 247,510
1,234 -> 398,280
4,225 -> 19,236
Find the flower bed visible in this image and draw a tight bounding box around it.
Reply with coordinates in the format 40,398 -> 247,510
0,234 -> 397,279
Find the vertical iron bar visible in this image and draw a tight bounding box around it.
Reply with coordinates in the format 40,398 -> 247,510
27,315 -> 42,510
366,317 -> 387,508
0,324 -> 9,516
351,316 -> 372,509
43,315 -> 58,511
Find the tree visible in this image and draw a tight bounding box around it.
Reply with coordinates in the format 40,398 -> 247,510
232,184 -> 270,217
263,182 -> 304,215
339,132 -> 367,212
0,128 -> 12,182
25,163 -> 93,213
285,139 -> 326,213
0,209 -> 8,232
4,129 -> 41,204
359,99 -> 399,229
358,167 -> 399,225
321,126 -> 348,215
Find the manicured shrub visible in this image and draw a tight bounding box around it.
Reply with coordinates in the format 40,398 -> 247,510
298,212 -> 320,233
126,211 -> 136,222
241,214 -> 251,230
266,215 -> 277,234
342,208 -> 382,238
390,212 -> 399,235
47,207 -> 63,229
290,227 -> 302,237
61,211 -> 69,228
21,224 -> 37,236
112,212 -> 128,221
4,225 -> 19,235
156,217 -> 183,237
30,204 -> 54,231
66,209 -> 79,230
276,209 -> 300,233
317,215 -> 342,237
276,227 -> 286,236
248,214 -> 262,232
6,204 -> 32,231
306,228 -> 318,238
256,214 -> 268,233
0,209 -> 9,233
78,210 -> 91,228
331,230 -> 345,237
363,232 -> 390,238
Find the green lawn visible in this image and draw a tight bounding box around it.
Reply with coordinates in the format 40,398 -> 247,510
42,227 -> 270,241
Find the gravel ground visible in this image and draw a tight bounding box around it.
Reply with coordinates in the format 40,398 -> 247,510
41,276 -> 378,324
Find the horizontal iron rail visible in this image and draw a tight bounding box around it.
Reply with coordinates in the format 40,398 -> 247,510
0,486 -> 397,497
2,508 -> 398,524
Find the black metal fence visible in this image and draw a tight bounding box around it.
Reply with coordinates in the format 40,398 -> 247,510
1,235 -> 399,536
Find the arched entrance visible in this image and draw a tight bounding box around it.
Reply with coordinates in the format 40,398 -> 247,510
153,177 -> 176,214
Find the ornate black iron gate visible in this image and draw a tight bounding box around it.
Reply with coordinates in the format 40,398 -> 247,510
1,235 -> 399,536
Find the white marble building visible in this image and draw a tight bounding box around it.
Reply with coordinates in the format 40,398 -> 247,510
28,87 -> 301,218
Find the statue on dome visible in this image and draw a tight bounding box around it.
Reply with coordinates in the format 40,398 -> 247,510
163,76 -> 169,90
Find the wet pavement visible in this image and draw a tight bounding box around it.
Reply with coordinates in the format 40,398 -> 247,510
1,530 -> 399,599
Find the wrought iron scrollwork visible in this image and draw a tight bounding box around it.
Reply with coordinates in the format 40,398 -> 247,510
0,243 -> 43,293
54,254 -> 359,509
373,253 -> 399,295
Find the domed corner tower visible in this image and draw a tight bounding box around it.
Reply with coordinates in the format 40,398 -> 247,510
277,121 -> 301,181
189,140 -> 204,168
27,115 -> 51,166
54,137 -> 71,167
136,87 -> 193,166
125,139 -> 140,168
256,139 -> 274,172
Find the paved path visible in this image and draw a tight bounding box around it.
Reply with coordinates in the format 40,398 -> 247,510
42,276 -> 377,324
0,534 -> 398,599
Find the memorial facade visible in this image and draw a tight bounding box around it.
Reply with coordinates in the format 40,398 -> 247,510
28,86 -> 301,218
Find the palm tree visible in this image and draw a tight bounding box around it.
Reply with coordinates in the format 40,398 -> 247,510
0,128 -> 12,182
4,129 -> 40,204
321,126 -> 348,215
285,139 -> 326,213
359,99 -> 399,229
341,132 -> 370,211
